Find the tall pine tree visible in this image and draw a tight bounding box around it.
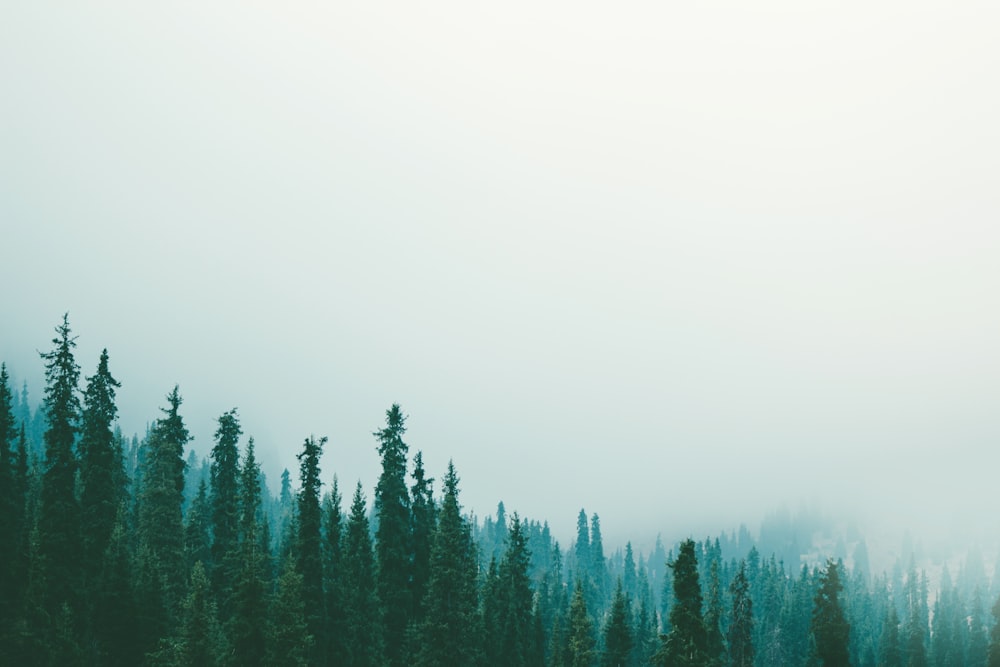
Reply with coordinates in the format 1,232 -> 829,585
811,559 -> 850,667
654,538 -> 708,666
728,559 -> 754,667
342,481 -> 386,667
295,435 -> 326,663
231,437 -> 270,667
209,407 -> 242,612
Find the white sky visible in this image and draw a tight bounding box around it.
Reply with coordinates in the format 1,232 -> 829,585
2,0 -> 999,551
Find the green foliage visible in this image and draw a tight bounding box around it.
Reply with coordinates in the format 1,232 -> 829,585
654,538 -> 708,667
342,481 -> 385,667
568,580 -> 595,667
601,580 -> 632,667
812,559 -> 850,667
988,592 -> 1000,667
374,403 -> 412,667
295,434 -> 326,661
231,438 -> 270,667
209,407 -> 242,612
728,559 -> 754,667
496,513 -> 538,667
410,451 -> 435,625
267,558 -> 313,667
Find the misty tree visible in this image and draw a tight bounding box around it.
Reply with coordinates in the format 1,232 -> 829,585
601,579 -> 632,667
0,363 -> 19,632
410,450 -> 436,626
341,481 -> 385,667
374,403 -> 412,667
988,592 -> 1000,667
324,476 -> 346,666
268,558 -> 313,667
231,437 -> 270,667
567,579 -> 595,667
812,559 -> 850,667
295,434 -> 326,663
654,538 -> 708,667
729,559 -> 754,667
209,407 -> 242,612
703,559 -> 725,667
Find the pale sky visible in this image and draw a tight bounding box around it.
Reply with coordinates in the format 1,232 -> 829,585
2,0 -> 999,551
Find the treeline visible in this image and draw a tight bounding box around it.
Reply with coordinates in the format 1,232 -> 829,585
2,316 -> 1000,666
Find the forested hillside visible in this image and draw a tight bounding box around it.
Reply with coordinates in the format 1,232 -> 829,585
2,317 -> 999,666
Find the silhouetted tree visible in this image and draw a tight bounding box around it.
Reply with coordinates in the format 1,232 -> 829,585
812,559 -> 850,667
295,435 -> 326,663
654,538 -> 708,666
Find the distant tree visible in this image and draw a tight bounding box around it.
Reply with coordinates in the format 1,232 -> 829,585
968,587 -> 989,667
654,538 -> 708,666
703,559 -> 725,666
324,476 -> 346,666
0,363 -> 19,629
231,437 -> 270,667
374,403 -> 412,667
575,509 -> 591,581
35,315 -> 84,620
568,579 -> 595,667
878,604 -> 902,667
988,592 -> 1000,667
410,450 -> 436,624
602,579 -> 633,667
589,513 -> 609,611
416,461 -> 479,667
295,435 -> 326,663
729,559 -> 754,667
209,407 -> 242,612
905,566 -> 929,667
341,481 -> 385,667
496,513 -> 538,667
812,559 -> 850,667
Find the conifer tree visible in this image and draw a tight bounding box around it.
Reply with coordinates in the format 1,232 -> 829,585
602,579 -> 632,667
0,363 -> 19,630
267,558 -> 313,667
654,538 -> 708,666
879,605 -> 902,667
79,349 -> 123,588
374,404 -> 413,666
94,504 -> 141,667
209,407 -> 242,611
231,437 -> 269,667
729,559 -> 754,667
568,579 -> 595,667
416,461 -> 479,667
497,513 -> 537,667
704,559 -> 725,666
36,314 -> 84,618
183,479 -> 211,573
342,481 -> 385,667
178,562 -> 223,666
295,435 -> 326,663
135,386 -> 191,648
324,476 -> 346,666
410,451 -> 435,624
812,559 -> 850,667
988,593 -> 1000,667
968,587 -> 989,667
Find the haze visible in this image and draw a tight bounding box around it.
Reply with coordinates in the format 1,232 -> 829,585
2,1 -> 998,553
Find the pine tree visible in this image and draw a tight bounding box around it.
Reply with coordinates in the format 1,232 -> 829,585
374,404 -> 413,667
94,504 -> 141,667
178,562 -> 223,666
703,559 -> 725,666
410,451 -> 435,625
35,314 -> 84,619
602,579 -> 632,667
209,407 -> 242,613
135,386 -> 191,650
79,349 -> 123,589
568,579 -> 595,667
184,479 -> 211,573
812,559 -> 850,667
0,364 -> 19,625
968,587 -> 988,667
416,461 -> 479,667
654,538 -> 708,666
324,476 -> 346,666
988,592 -> 1000,667
342,481 -> 385,667
729,559 -> 754,667
879,604 -> 902,667
231,437 -> 269,667
267,558 -> 313,667
295,435 -> 326,663
497,513 -> 537,667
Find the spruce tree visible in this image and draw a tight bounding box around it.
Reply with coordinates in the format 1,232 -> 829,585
410,450 -> 435,625
79,349 -> 122,589
374,403 -> 412,667
184,479 -> 211,573
231,437 -> 269,667
703,559 -> 725,666
988,592 -> 1000,667
879,605 -> 902,667
812,559 -> 850,667
0,363 -> 19,629
94,504 -> 141,667
568,579 -> 595,667
209,407 -> 242,612
178,562 -> 223,666
602,579 -> 632,667
342,481 -> 385,667
416,461 -> 479,667
729,559 -> 754,667
324,476 -> 346,666
654,538 -> 708,667
295,435 -> 326,663
36,314 -> 84,619
267,558 -> 313,667
497,513 -> 537,667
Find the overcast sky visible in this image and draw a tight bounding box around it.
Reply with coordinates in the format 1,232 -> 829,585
2,0 -> 998,552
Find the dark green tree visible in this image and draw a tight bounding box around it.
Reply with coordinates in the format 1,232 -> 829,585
654,538 -> 708,666
703,559 -> 725,666
374,403 -> 412,667
497,513 -> 537,667
79,349 -> 123,589
35,315 -> 84,619
178,562 -> 223,666
0,363 -> 19,628
988,592 -> 1000,667
812,559 -> 850,667
209,407 -> 242,612
968,588 -> 988,667
267,558 -> 313,667
342,481 -> 385,667
410,451 -> 435,625
602,579 -> 632,667
416,461 -> 479,667
184,479 -> 211,573
879,605 -> 902,667
231,437 -> 270,667
295,434 -> 326,663
728,559 -> 754,667
568,579 -> 595,667
324,476 -> 346,666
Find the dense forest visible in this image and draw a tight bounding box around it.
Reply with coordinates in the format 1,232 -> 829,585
2,316 -> 999,666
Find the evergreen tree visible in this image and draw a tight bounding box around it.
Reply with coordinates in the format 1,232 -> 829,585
497,513 -> 538,667
231,437 -> 269,667
324,476 -> 346,666
410,451 -> 436,625
178,562 -> 223,666
812,559 -> 850,667
135,386 -> 191,651
654,538 -> 708,666
79,349 -> 123,591
374,404 -> 413,667
602,579 -> 633,667
267,557 -> 313,667
184,479 -> 211,573
968,588 -> 988,667
295,435 -> 326,663
988,592 -> 1000,667
416,461 -> 479,667
575,509 -> 591,582
209,407 -> 242,612
0,363 -> 19,631
342,481 -> 385,667
879,604 -> 902,667
728,559 -> 754,667
906,566 -> 929,667
703,559 -> 725,666
568,579 -> 595,667
35,314 -> 84,619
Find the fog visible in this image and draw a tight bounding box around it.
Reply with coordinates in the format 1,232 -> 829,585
2,1 -> 998,556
